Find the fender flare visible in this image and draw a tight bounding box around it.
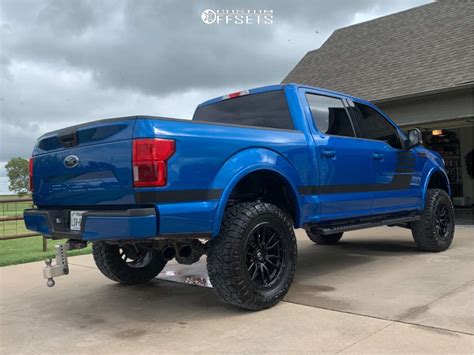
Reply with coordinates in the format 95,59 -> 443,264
421,167 -> 451,206
210,148 -> 303,237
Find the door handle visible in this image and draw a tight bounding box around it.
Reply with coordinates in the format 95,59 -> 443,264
321,149 -> 336,158
372,152 -> 384,160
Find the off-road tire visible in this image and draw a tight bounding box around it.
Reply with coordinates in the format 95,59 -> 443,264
92,242 -> 167,285
411,188 -> 455,252
306,230 -> 343,245
207,202 -> 297,310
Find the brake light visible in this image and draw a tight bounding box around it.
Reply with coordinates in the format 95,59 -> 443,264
29,157 -> 34,192
132,139 -> 175,187
222,90 -> 250,100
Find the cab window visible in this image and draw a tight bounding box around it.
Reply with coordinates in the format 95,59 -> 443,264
352,103 -> 402,149
306,94 -> 355,137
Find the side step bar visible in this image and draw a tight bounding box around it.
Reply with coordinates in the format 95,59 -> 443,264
308,215 -> 421,235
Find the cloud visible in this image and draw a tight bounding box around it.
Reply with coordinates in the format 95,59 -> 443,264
0,0 -> 432,164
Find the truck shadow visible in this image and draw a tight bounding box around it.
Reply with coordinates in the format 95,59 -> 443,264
43,234 -> 423,334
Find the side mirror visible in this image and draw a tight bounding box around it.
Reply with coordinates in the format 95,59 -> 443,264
407,128 -> 423,148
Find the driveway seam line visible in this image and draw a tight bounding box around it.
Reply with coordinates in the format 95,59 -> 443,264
336,322 -> 394,354
398,279 -> 474,321
281,299 -> 474,336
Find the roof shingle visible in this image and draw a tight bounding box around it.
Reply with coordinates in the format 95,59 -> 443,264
282,1 -> 474,102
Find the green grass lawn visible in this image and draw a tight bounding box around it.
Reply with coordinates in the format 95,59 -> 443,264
0,194 -> 92,266
0,236 -> 92,267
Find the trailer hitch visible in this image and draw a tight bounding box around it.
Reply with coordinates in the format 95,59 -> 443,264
43,240 -> 87,287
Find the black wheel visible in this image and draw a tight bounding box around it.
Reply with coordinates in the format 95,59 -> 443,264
207,202 -> 297,310
306,229 -> 343,245
92,242 -> 167,285
411,188 -> 455,252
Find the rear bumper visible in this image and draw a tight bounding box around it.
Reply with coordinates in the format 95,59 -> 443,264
24,208 -> 157,241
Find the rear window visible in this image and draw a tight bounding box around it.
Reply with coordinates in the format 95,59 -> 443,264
192,90 -> 295,130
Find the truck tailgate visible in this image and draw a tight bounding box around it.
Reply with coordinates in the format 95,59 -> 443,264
32,118 -> 136,207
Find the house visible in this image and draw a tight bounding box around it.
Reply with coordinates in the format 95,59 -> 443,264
283,0 -> 474,206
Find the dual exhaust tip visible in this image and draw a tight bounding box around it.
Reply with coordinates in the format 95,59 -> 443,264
162,243 -> 195,262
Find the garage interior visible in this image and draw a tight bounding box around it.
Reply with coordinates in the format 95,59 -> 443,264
379,87 -> 473,221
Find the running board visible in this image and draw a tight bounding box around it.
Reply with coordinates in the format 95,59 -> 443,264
308,215 -> 421,235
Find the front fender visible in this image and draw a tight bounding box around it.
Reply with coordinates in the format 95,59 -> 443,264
211,148 -> 303,236
421,167 -> 451,206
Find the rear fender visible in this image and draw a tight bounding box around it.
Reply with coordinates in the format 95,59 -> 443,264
211,148 -> 302,237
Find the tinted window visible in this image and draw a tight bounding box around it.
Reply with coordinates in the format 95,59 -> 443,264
192,90 -> 294,130
352,103 -> 401,149
306,94 -> 355,137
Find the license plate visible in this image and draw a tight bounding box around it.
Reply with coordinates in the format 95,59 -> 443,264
70,211 -> 86,231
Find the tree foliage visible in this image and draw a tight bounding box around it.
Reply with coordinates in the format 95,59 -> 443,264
5,157 -> 30,196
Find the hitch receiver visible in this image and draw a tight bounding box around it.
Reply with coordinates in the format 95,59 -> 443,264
43,244 -> 69,287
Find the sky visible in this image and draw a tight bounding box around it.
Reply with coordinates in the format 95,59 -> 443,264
0,0 -> 432,192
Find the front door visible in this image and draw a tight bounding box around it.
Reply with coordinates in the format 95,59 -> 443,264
349,100 -> 420,214
305,92 -> 373,221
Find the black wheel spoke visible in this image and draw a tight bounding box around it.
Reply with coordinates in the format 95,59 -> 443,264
266,239 -> 280,250
259,264 -> 267,284
265,232 -> 277,248
251,265 -> 259,280
265,256 -> 278,268
434,202 -> 452,239
248,261 -> 256,273
262,264 -> 271,285
244,223 -> 285,289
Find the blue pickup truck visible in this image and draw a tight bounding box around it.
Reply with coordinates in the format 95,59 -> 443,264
24,83 -> 455,310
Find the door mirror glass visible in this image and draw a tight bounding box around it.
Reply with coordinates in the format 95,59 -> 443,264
407,128 -> 423,148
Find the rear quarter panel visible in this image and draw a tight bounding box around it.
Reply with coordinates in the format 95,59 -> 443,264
133,116 -> 311,235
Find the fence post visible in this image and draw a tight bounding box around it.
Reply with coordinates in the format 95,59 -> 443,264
42,236 -> 47,252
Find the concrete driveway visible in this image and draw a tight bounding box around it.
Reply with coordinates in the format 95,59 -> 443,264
1,226 -> 473,353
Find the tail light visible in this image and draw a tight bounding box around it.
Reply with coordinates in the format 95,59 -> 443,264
29,157 -> 34,192
132,138 -> 175,187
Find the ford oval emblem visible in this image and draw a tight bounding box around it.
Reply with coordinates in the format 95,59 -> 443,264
64,155 -> 79,168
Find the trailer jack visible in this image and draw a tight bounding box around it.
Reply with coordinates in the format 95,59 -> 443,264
43,240 -> 87,287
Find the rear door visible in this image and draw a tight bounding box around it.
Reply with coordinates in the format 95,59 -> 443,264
348,100 -> 420,214
304,91 -> 373,221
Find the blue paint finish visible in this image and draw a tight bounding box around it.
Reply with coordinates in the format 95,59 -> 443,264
211,156 -> 304,236
134,116 -> 310,191
26,83 -> 450,241
420,160 -> 451,207
33,140 -> 135,206
23,213 -> 50,235
32,118 -> 137,207
82,215 -> 156,241
23,210 -> 157,241
158,201 -> 218,235
299,86 -> 373,220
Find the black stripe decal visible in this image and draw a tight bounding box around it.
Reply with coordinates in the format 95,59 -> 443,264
299,174 -> 413,195
135,189 -> 223,203
395,167 -> 415,173
299,152 -> 416,195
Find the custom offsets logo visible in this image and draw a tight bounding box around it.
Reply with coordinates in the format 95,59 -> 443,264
201,9 -> 273,25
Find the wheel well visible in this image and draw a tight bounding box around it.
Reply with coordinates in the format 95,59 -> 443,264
427,171 -> 449,194
227,170 -> 298,225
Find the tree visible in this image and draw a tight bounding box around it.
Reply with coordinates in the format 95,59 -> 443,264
5,157 -> 30,196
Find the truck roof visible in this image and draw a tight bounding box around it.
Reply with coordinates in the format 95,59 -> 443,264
197,83 -> 371,108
